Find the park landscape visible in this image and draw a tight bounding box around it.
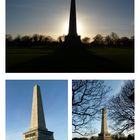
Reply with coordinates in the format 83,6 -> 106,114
6,0 -> 134,73
72,80 -> 134,140
6,33 -> 134,72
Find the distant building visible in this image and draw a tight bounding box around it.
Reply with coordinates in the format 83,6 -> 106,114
23,84 -> 54,140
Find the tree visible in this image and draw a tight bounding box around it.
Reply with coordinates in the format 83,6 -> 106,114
110,32 -> 119,46
72,80 -> 111,136
6,34 -> 13,46
89,136 -> 97,140
6,34 -> 13,42
57,35 -> 65,43
82,37 -> 91,44
109,80 -> 134,134
21,35 -> 32,46
92,34 -> 104,47
13,35 -> 21,46
127,134 -> 134,140
104,35 -> 112,47
120,37 -> 130,47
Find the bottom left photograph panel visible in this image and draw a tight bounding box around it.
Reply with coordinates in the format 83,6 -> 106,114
6,80 -> 68,140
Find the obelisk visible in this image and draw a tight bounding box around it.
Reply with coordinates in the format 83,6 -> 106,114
98,108 -> 112,140
64,0 -> 81,47
23,84 -> 54,140
68,0 -> 77,36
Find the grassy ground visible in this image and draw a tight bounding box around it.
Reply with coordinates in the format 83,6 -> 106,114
88,47 -> 134,69
6,48 -> 54,67
6,47 -> 134,73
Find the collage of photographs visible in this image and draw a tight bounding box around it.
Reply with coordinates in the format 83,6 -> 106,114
0,0 -> 139,140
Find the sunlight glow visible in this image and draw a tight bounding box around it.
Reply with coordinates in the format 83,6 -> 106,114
63,19 -> 84,36
77,20 -> 83,36
64,20 -> 69,35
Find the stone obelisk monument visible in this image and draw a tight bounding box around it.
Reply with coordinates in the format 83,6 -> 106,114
98,108 -> 112,140
64,0 -> 81,47
23,84 -> 54,140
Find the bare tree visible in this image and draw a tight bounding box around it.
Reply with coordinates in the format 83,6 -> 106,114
104,35 -> 112,47
82,37 -> 91,44
109,32 -> 119,47
92,34 -> 104,46
109,80 -> 134,134
57,35 -> 65,43
72,80 -> 111,136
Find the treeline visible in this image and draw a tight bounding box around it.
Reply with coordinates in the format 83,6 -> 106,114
6,34 -> 59,48
81,32 -> 134,48
6,32 -> 134,48
72,133 -> 134,140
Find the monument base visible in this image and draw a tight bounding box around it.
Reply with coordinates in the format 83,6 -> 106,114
23,129 -> 54,140
97,133 -> 112,140
62,34 -> 83,48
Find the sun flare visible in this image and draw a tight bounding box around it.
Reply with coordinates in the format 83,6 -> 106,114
63,19 -> 84,36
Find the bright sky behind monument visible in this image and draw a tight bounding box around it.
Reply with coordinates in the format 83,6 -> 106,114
6,80 -> 68,140
6,0 -> 134,39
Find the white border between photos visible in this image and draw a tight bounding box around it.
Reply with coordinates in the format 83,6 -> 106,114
0,0 -> 140,140
0,0 -> 5,140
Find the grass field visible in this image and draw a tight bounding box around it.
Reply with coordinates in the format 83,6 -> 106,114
6,47 -> 134,73
88,47 -> 134,68
6,48 -> 54,66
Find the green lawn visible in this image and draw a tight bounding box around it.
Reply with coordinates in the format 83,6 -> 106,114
6,48 -> 54,66
6,47 -> 134,72
88,47 -> 134,68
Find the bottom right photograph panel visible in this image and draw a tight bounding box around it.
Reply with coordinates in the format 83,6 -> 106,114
72,80 -> 134,140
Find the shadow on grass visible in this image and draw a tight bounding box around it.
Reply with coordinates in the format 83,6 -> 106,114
6,46 -> 134,73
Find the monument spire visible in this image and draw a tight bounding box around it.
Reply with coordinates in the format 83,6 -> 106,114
23,84 -> 54,140
68,0 -> 77,36
101,108 -> 108,134
64,0 -> 81,48
98,108 -> 112,140
30,84 -> 47,130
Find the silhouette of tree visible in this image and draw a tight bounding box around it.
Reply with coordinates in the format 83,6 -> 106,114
82,37 -> 91,44
6,34 -> 13,42
104,35 -> 112,47
127,134 -> 134,140
110,32 -> 119,46
120,37 -> 131,47
89,136 -> 97,140
72,80 -> 111,136
109,80 -> 134,134
21,35 -> 32,46
6,34 -> 13,46
13,35 -> 21,46
91,34 -> 104,47
72,137 -> 88,140
45,36 -> 54,43
6,33 -> 134,48
57,35 -> 65,43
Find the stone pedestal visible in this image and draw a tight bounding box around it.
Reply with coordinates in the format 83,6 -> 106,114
24,129 -> 54,140
98,133 -> 112,140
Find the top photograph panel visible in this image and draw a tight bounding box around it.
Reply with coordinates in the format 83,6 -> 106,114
6,0 -> 134,73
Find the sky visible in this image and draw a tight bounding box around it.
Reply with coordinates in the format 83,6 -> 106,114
6,0 -> 134,39
6,80 -> 68,140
